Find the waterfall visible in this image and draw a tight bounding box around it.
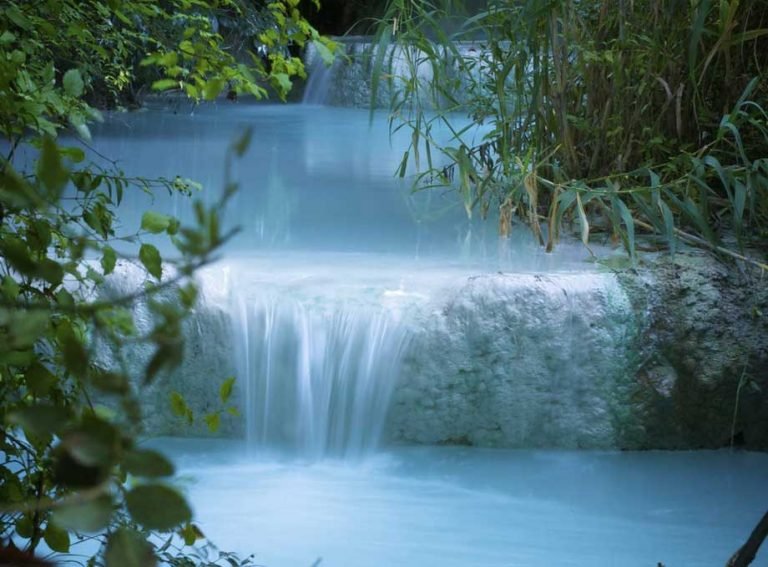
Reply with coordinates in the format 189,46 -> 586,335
302,54 -> 334,105
232,293 -> 410,459
301,38 -> 483,108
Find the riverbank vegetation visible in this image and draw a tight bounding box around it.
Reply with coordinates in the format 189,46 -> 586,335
2,0 -> 766,564
0,1 -> 327,564
374,0 -> 767,268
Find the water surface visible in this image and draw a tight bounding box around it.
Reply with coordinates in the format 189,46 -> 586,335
92,103 -> 768,567
157,439 -> 768,567
89,101 -> 597,269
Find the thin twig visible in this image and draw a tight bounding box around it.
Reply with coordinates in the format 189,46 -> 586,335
730,364 -> 749,449
634,218 -> 768,271
727,510 -> 768,567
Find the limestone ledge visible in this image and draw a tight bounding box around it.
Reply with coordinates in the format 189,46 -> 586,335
105,252 -> 768,450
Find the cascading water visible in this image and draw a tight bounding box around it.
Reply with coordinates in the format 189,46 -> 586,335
80,99 -> 768,567
302,54 -> 334,105
301,38 -> 483,108
232,291 -> 410,459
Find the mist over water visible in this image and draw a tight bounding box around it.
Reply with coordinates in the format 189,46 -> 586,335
90,102 -> 598,267
91,102 -> 497,258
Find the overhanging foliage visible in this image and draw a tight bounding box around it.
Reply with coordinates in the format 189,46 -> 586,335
373,0 -> 768,267
0,0 -> 331,564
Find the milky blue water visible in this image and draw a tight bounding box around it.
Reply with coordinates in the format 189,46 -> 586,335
87,101 -> 598,269
78,102 -> 768,566
158,438 -> 768,567
89,102 -> 488,258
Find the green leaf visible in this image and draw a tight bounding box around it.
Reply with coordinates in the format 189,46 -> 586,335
63,417 -> 119,467
86,265 -> 104,284
180,523 -> 204,546
273,72 -> 292,93
53,494 -> 113,533
69,111 -> 92,141
398,151 -> 409,178
145,343 -> 181,384
16,516 -> 34,539
123,449 -> 175,478
203,78 -> 225,101
61,146 -> 86,163
38,259 -> 64,286
1,276 -> 20,300
44,521 -> 70,553
73,121 -> 92,142
178,283 -> 198,308
219,376 -> 235,403
126,485 -> 191,530
313,40 -> 335,66
5,4 -> 32,30
38,136 -> 69,197
105,528 -> 156,567
141,211 -> 171,234
0,236 -> 35,275
613,196 -> 636,260
151,79 -> 178,91
232,128 -> 253,157
576,193 -> 590,246
657,198 -> 676,254
139,244 -> 162,280
61,332 -> 88,377
63,69 -> 85,97
184,83 -> 200,99
170,392 -> 188,418
179,40 -> 194,55
91,370 -> 129,395
102,246 -> 117,275
56,289 -> 75,308
97,308 -> 135,336
25,363 -> 57,397
204,412 -> 220,433
9,311 -> 48,348
0,31 -> 16,45
8,405 -> 70,438
157,51 -> 178,67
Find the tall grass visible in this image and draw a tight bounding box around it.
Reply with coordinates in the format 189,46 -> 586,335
372,0 -> 768,266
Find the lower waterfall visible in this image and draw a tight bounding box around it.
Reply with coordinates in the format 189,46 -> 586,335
232,292 -> 410,459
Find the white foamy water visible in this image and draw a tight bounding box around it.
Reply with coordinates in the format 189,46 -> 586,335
233,294 -> 409,458
193,252 -> 624,456
155,439 -> 768,567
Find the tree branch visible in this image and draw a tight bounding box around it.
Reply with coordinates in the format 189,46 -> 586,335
727,509 -> 768,567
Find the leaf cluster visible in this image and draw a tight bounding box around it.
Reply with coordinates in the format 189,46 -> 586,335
373,0 -> 768,266
0,0 -> 328,564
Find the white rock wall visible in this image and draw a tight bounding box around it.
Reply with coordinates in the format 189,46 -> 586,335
106,253 -> 768,450
387,273 -> 637,448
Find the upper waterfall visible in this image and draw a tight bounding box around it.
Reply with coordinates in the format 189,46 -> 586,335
301,37 -> 484,108
302,51 -> 334,105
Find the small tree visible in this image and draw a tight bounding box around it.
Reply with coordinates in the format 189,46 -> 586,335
0,0 -> 334,564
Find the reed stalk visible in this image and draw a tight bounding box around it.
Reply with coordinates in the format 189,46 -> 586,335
372,0 -> 768,264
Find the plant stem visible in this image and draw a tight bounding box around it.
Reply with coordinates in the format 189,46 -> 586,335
730,364 -> 749,449
727,510 -> 768,567
633,219 -> 768,271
